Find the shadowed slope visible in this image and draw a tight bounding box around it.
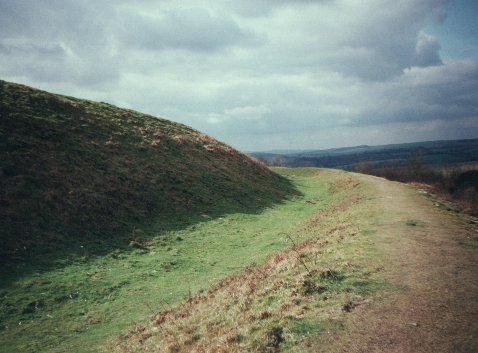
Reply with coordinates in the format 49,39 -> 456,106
0,80 -> 297,266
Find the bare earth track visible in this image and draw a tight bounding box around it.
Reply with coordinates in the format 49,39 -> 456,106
330,173 -> 478,353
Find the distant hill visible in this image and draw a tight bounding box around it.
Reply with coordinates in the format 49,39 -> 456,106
0,80 -> 296,263
251,139 -> 478,169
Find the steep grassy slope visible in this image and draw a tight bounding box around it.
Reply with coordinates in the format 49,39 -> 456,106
0,80 -> 296,264
0,169 -> 333,353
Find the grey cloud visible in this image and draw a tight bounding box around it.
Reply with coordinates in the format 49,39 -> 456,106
0,1 -> 121,86
431,4 -> 448,23
0,0 -> 476,151
0,1 -> 260,88
403,60 -> 478,117
0,1 -> 110,43
353,59 -> 478,126
0,50 -> 120,87
119,8 -> 254,52
329,2 -> 446,80
236,1 -> 448,82
413,32 -> 442,67
0,41 -> 65,56
200,58 -> 478,142
226,0 -> 331,17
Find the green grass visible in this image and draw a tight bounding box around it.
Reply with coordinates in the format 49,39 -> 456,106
290,319 -> 326,335
100,170 -> 396,353
458,240 -> 478,249
0,171 -> 333,353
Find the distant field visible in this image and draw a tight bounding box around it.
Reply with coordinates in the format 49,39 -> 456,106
251,138 -> 478,169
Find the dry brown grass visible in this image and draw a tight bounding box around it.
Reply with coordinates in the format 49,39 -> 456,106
105,174 -> 380,353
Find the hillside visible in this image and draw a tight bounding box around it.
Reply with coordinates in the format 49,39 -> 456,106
0,166 -> 335,351
0,80 -> 296,265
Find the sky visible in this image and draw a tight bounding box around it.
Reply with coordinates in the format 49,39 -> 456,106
1,0 -> 478,152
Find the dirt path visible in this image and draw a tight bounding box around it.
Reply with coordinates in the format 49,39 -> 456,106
331,174 -> 478,353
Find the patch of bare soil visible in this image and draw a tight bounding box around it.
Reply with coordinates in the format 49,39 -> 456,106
328,174 -> 478,353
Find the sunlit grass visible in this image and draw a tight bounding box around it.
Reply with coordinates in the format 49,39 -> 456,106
104,170 -> 395,353
0,171 -> 333,353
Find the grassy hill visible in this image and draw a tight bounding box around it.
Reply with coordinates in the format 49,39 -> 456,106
0,80 -> 296,266
0,80 -> 346,353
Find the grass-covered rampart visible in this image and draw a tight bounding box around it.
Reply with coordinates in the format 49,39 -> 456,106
1,169 -> 334,353
0,80 -> 296,268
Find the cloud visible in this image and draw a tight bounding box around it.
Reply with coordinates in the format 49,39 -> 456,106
224,0 -> 332,17
118,8 -> 257,52
0,1 -> 120,86
1,0 -> 476,151
414,32 -> 442,67
341,59 -> 478,129
283,0 -> 447,80
399,59 -> 478,117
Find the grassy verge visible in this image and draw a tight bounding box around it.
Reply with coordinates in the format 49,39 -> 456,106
106,169 -> 393,353
1,169 -> 335,353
